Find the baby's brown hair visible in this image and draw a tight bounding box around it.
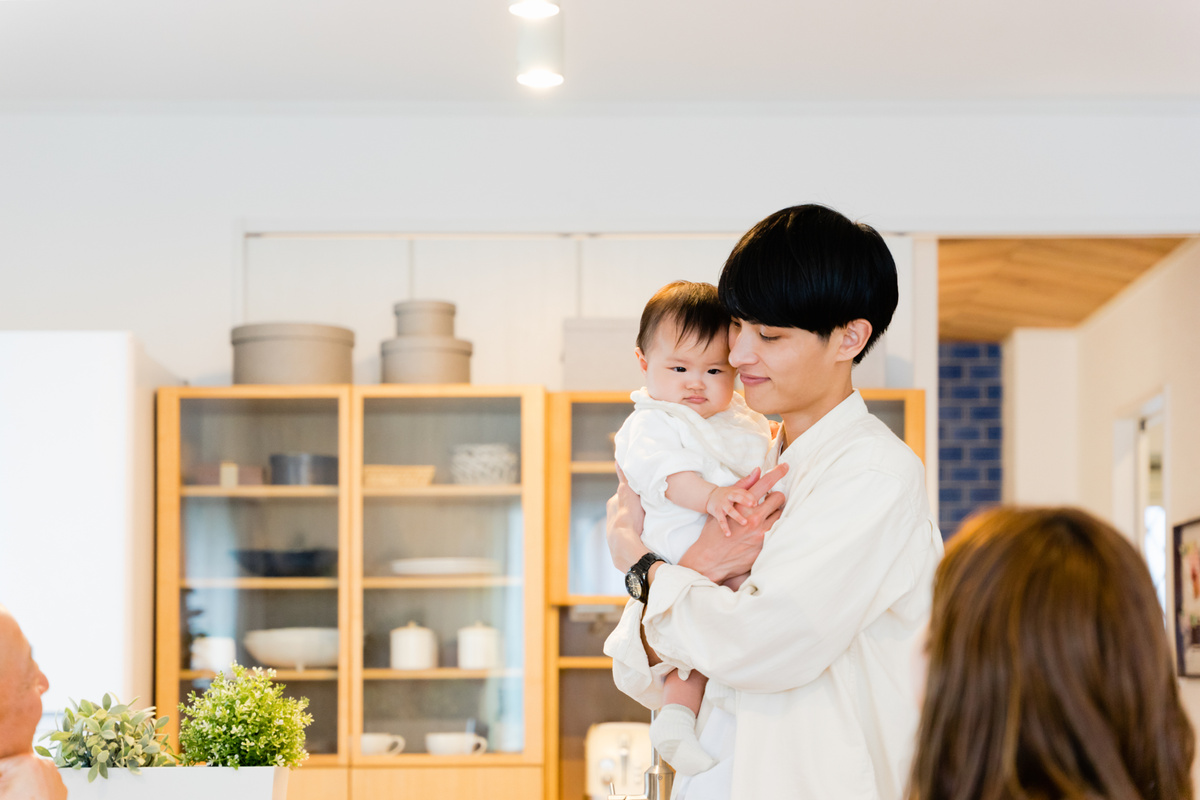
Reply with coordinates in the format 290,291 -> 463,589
636,281 -> 730,355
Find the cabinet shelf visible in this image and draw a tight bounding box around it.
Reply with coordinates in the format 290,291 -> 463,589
181,669 -> 338,681
570,461 -> 616,475
183,577 -> 339,590
557,656 -> 612,670
363,576 -> 521,590
363,485 -> 522,498
362,668 -> 522,681
182,485 -> 339,498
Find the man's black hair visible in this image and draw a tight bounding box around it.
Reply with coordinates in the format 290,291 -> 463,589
717,204 -> 898,364
636,281 -> 730,354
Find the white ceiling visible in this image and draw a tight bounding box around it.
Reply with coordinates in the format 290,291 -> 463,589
2,0 -> 1199,109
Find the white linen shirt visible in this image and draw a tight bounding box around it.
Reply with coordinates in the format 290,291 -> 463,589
604,390 -> 943,800
614,389 -> 773,563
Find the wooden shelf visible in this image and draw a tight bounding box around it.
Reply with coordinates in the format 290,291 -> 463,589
363,575 -> 521,590
183,577 -> 338,590
181,669 -> 338,681
557,656 -> 612,670
555,595 -> 627,607
362,668 -> 522,680
182,485 -> 339,498
570,461 -> 616,475
363,484 -> 522,498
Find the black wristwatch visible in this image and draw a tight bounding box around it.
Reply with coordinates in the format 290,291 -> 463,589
625,552 -> 665,601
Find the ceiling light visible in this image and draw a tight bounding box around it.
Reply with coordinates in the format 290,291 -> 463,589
509,0 -> 560,19
516,12 -> 564,89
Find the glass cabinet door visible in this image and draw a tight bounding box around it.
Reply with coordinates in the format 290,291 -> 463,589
157,388 -> 350,764
548,393 -> 632,603
353,388 -> 543,763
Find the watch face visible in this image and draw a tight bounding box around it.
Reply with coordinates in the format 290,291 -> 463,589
625,570 -> 642,600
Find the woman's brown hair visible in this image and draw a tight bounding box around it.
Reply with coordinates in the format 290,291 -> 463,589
911,507 -> 1194,800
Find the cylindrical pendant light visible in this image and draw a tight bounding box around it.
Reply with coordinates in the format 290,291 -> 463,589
515,8 -> 564,88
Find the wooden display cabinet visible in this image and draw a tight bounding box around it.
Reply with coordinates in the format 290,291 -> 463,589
157,385 -> 546,800
542,388 -> 925,800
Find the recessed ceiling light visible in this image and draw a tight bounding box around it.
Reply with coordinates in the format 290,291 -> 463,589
509,0 -> 560,19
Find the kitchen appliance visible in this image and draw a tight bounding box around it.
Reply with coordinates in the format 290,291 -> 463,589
585,722 -> 652,800
456,622 -> 501,670
243,627 -> 339,671
389,621 -> 438,670
231,322 -> 354,385
269,453 -> 338,485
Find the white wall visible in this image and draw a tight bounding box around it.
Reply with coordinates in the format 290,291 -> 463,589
1076,238 -> 1200,529
1,108 -> 1198,384
0,332 -> 175,715
1002,328 -> 1080,506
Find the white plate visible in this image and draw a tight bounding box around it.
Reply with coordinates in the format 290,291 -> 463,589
390,557 -> 501,576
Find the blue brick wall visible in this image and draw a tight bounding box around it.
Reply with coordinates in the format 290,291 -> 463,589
939,342 -> 1002,537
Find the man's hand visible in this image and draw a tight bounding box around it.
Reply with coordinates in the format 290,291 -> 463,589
606,464 -> 649,573
678,463 -> 788,584
0,753 -> 68,800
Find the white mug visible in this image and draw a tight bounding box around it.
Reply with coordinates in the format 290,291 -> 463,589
390,621 -> 437,670
190,636 -> 236,675
425,732 -> 487,756
360,733 -> 405,755
457,622 -> 501,670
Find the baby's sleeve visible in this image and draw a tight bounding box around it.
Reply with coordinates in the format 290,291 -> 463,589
614,411 -> 709,505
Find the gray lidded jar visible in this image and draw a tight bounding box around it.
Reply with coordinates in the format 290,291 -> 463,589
380,336 -> 472,384
394,300 -> 457,337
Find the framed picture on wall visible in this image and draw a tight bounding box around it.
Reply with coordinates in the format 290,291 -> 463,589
1173,517 -> 1200,676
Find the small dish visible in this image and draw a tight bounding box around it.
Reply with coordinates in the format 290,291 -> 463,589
389,557 -> 501,576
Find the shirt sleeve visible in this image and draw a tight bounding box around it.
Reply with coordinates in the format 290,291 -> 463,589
640,454 -> 931,694
615,411 -> 711,505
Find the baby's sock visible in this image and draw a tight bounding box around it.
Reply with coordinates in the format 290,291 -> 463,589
650,704 -> 717,776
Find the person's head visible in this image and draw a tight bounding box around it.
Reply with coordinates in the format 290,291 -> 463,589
634,281 -> 735,419
911,507 -> 1194,800
0,604 -> 50,757
717,204 -> 898,421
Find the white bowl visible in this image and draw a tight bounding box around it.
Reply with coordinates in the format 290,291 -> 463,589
243,627 -> 339,671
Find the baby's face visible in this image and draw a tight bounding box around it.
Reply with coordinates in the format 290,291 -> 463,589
637,322 -> 736,419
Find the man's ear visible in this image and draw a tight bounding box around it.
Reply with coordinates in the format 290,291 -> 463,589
836,319 -> 873,363
635,347 -> 649,375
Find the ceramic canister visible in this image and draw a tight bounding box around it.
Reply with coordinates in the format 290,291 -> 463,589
457,622 -> 501,670
390,621 -> 437,670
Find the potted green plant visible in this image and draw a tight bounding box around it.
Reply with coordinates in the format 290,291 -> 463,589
40,665 -> 312,800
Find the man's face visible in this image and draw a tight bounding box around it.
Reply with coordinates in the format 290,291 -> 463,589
637,321 -> 736,420
0,609 -> 50,757
727,318 -> 843,420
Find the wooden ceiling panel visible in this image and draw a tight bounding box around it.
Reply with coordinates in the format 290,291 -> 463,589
938,237 -> 1188,342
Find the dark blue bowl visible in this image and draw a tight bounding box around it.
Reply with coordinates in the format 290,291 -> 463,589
233,548 -> 338,578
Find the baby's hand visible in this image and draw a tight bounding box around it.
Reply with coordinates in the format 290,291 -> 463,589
705,484 -> 757,536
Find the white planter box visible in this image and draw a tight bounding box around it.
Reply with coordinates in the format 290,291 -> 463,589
58,766 -> 288,800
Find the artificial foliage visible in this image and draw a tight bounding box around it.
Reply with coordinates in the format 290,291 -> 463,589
36,694 -> 177,782
178,663 -> 312,768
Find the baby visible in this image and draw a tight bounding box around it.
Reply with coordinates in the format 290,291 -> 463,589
613,280 -> 773,775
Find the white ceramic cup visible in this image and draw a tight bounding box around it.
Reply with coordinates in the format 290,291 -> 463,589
390,622 -> 437,670
425,732 -> 487,756
190,636 -> 236,675
360,733 -> 405,755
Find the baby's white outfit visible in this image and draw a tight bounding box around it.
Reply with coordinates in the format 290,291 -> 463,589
613,388 -> 772,775
614,388 -> 773,564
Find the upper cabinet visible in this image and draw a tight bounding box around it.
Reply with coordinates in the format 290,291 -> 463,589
156,385 -> 546,800
545,388 -> 926,605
